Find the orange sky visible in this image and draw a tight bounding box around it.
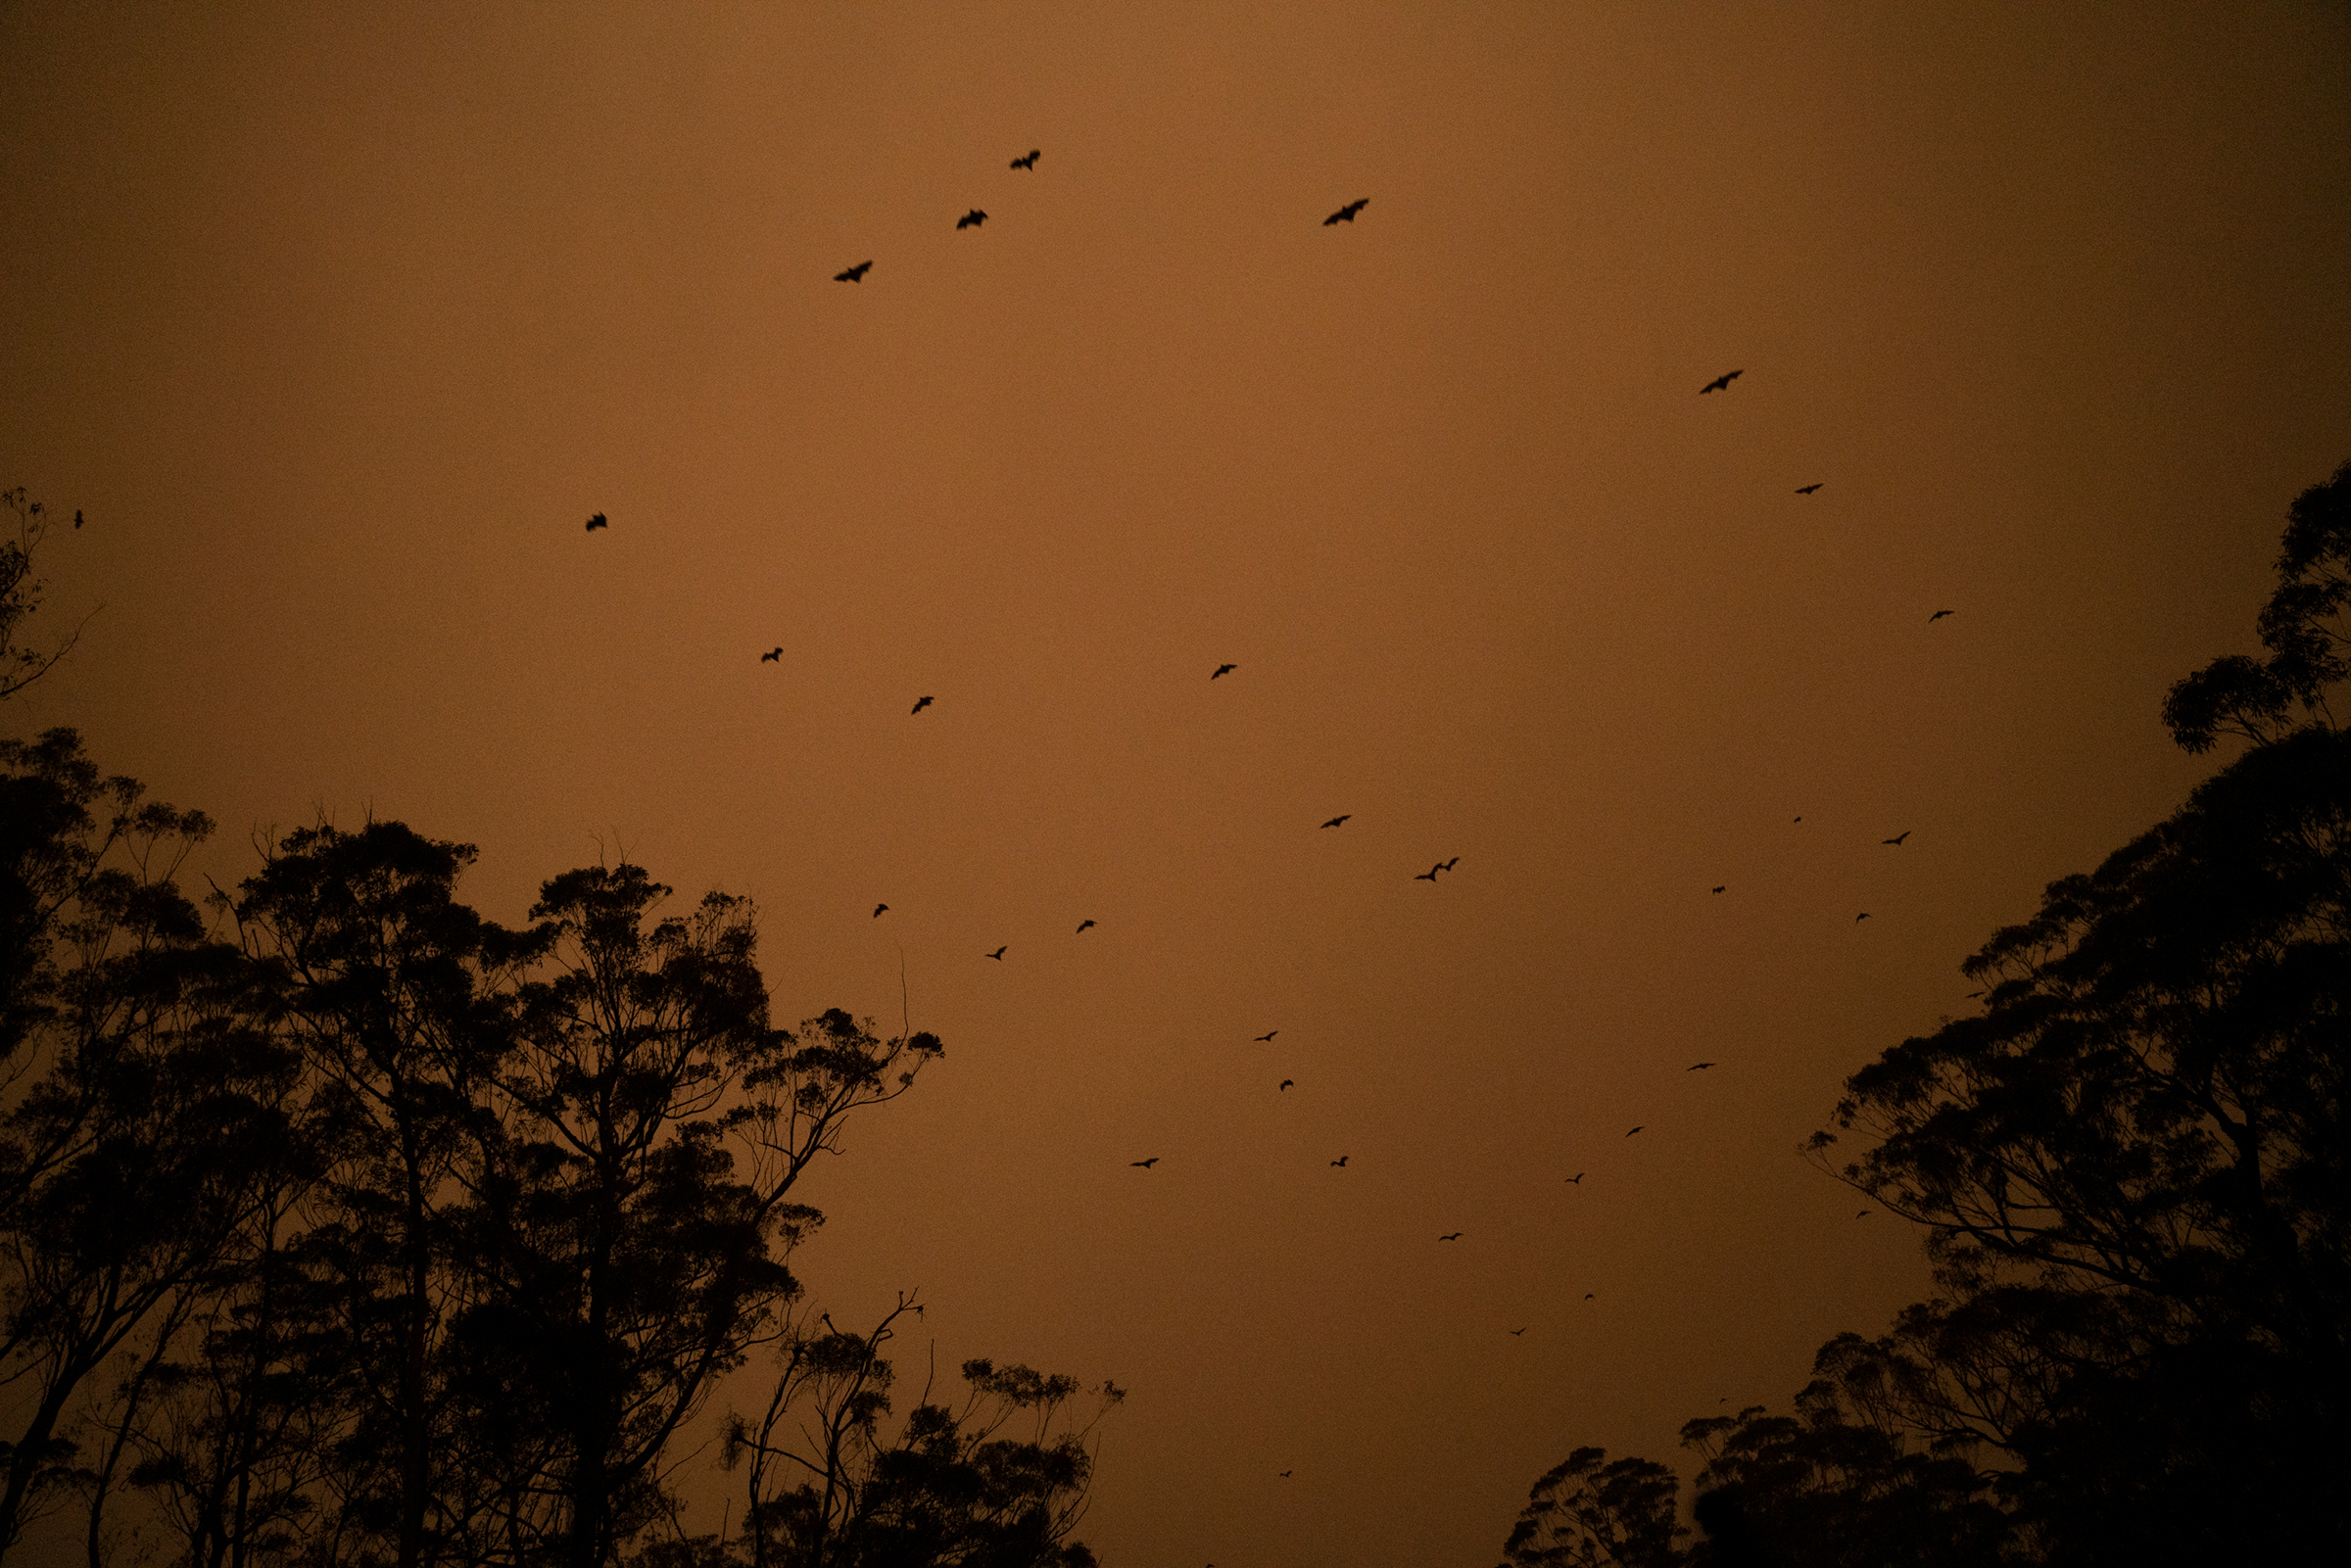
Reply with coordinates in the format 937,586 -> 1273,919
5,4 -> 2349,1562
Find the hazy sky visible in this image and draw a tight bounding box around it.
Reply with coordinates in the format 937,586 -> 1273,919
5,3 -> 2349,1562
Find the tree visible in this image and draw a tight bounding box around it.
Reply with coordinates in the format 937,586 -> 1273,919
452,865 -> 943,1568
1505,458 -> 2351,1565
1495,1447 -> 1685,1568
0,487 -> 91,706
0,732 -> 294,1562
231,821 -> 543,1568
723,1294 -> 1121,1568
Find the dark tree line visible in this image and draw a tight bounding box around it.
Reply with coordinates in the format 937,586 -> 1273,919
1502,461 -> 2351,1567
0,498 -> 1116,1568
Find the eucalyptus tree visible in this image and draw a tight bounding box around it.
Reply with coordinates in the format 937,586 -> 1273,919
456,865 -> 945,1568
1501,459 -> 2351,1566
723,1293 -> 1120,1568
232,822 -> 544,1568
0,730 -> 293,1563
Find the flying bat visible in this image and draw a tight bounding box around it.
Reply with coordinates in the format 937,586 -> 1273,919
1711,885 -> 1726,894
1278,1078 -> 1295,1090
1077,919 -> 1096,933
1010,149 -> 1040,169
1856,912 -> 1872,922
760,647 -> 782,662
1510,1327 -> 1528,1336
1254,1030 -> 1277,1042
911,695 -> 934,714
1321,815 -> 1351,829
1323,198 -> 1369,225
1796,483 -> 1823,494
1584,1292 -> 1596,1301
1331,1156 -> 1348,1166
834,261 -> 872,282
1688,1062 -> 1714,1070
1858,1210 -> 1872,1218
1565,1172 -> 1585,1184
1131,1158 -> 1159,1168
1626,1125 -> 1645,1137
1929,609 -> 1954,622
1699,370 -> 1744,394
1414,866 -> 1440,881
873,904 -> 888,919
985,946 -> 1007,960
1883,831 -> 1911,846
585,513 -> 608,531
956,209 -> 987,229
1278,1470 -> 1294,1479
1439,1232 -> 1463,1241
1212,662 -> 1236,679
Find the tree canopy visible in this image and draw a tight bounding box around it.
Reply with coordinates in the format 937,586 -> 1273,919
1502,459 -> 2351,1566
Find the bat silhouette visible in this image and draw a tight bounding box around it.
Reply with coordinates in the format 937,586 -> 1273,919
1321,815 -> 1351,829
956,209 -> 987,229
1278,1078 -> 1295,1090
1626,1125 -> 1645,1137
985,946 -> 1007,960
873,904 -> 888,919
1689,1062 -> 1714,1070
1131,1158 -> 1159,1168
1010,149 -> 1040,169
1700,370 -> 1744,394
1331,1156 -> 1348,1166
1439,1232 -> 1463,1241
1323,198 -> 1369,225
1929,609 -> 1954,622
1858,1210 -> 1872,1217
1711,885 -> 1726,893
1278,1470 -> 1294,1479
1856,912 -> 1872,922
761,647 -> 782,662
1883,831 -> 1911,846
1213,663 -> 1236,679
1077,919 -> 1096,933
1415,866 -> 1440,881
1796,483 -> 1823,494
834,261 -> 873,282
1565,1172 -> 1584,1184
1510,1327 -> 1528,1336
1584,1292 -> 1596,1301
1254,1030 -> 1277,1042
585,513 -> 608,531
911,695 -> 934,714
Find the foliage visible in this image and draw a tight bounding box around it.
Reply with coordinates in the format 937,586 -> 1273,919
1496,1447 -> 1684,1568
0,487 -> 89,706
0,747 -> 1100,1566
1506,459 -> 2351,1566
722,1295 -> 1120,1568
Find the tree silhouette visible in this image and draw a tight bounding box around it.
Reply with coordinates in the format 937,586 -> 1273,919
1496,1446 -> 1685,1567
0,488 -> 92,705
2161,459 -> 2351,751
1505,459 -> 2351,1565
724,1293 -> 1118,1568
231,821 -> 542,1568
0,731 -> 286,1559
452,867 -> 943,1568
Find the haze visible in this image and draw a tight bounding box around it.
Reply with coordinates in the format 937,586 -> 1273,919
4,4 -> 2347,1562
